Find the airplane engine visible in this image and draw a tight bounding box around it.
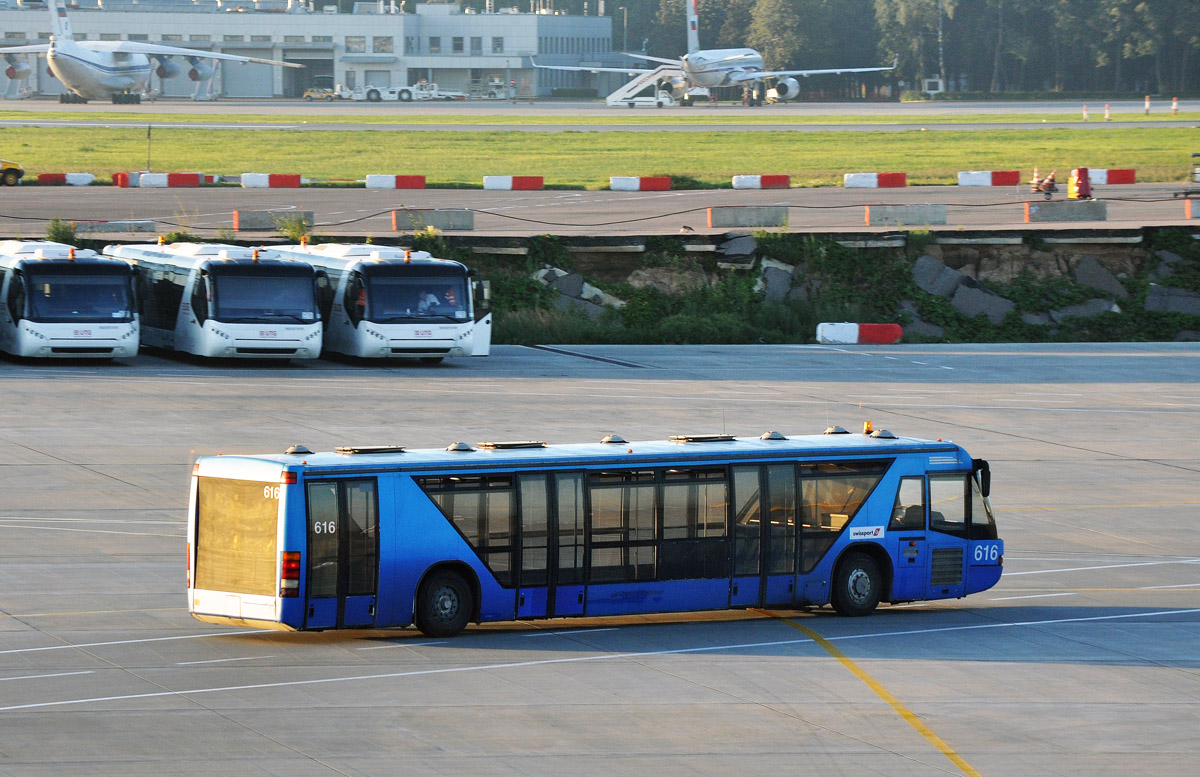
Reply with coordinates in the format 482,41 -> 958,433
773,77 -> 800,102
155,57 -> 182,79
5,61 -> 31,80
187,62 -> 214,82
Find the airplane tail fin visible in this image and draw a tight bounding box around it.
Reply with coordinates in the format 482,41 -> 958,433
685,0 -> 700,54
47,0 -> 74,41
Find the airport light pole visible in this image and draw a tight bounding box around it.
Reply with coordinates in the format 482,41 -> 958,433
618,6 -> 627,52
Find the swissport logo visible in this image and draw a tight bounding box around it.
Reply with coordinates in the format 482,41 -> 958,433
849,526 -> 885,539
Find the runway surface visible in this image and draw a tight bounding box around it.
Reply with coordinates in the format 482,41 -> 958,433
2,342 -> 1199,776
2,182 -> 1193,237
0,97 -> 1195,132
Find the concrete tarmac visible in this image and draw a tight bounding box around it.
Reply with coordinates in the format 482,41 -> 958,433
1,342 -> 1199,776
3,182 -> 1195,238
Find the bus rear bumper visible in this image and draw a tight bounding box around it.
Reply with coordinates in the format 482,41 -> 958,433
190,612 -> 297,631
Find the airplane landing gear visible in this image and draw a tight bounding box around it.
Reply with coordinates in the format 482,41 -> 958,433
111,92 -> 141,105
59,92 -> 88,104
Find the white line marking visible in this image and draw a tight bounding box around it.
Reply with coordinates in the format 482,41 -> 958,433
0,523 -> 182,539
0,516 -> 179,525
989,593 -> 1079,601
176,656 -> 277,665
1140,583 -> 1200,590
523,627 -> 618,638
0,671 -> 94,682
0,630 -> 273,655
1005,559 -> 1200,576
356,641 -> 447,651
3,609 -> 1196,712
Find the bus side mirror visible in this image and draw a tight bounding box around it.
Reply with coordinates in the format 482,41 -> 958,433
972,458 -> 991,498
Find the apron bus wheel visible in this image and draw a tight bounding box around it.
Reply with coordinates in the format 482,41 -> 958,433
415,570 -> 473,637
832,552 -> 881,616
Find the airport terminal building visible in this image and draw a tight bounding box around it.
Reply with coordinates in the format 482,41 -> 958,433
0,1 -> 620,99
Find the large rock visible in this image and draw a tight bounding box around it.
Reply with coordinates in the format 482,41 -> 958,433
548,271 -> 585,298
898,301 -> 946,340
554,294 -> 607,320
1145,285 -> 1200,315
717,235 -> 757,258
913,254 -> 963,297
758,258 -> 795,303
627,267 -> 710,296
951,284 -> 1014,325
1072,256 -> 1128,299
1050,298 -> 1121,322
1151,250 -> 1182,281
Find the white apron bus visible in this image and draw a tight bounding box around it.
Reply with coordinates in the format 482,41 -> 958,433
103,243 -> 322,359
0,240 -> 138,359
188,427 -> 1002,637
269,243 -> 491,362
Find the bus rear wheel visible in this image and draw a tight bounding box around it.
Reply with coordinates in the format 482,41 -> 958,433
415,570 -> 472,637
832,552 -> 881,616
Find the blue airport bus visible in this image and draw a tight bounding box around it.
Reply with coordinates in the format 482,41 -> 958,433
188,427 -> 1002,637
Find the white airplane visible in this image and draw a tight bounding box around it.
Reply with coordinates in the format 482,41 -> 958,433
535,0 -> 894,106
0,0 -> 301,104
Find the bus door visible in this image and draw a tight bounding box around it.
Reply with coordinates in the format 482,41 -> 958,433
730,464 -> 798,607
926,474 -> 969,600
888,476 -> 929,602
304,479 -> 378,629
516,472 -> 586,619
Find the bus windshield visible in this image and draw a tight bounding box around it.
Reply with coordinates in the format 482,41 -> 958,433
25,270 -> 133,323
210,270 -> 318,324
367,274 -> 469,323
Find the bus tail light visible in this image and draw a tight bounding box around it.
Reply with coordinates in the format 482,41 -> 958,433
186,542 -> 191,588
280,551 -> 301,598
280,471 -> 297,485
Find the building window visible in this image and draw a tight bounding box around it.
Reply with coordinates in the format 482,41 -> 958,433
428,36 -> 440,53
373,36 -> 393,54
37,32 -> 51,40
190,35 -> 211,42
128,33 -> 149,41
284,35 -> 305,43
100,33 -> 120,41
470,36 -> 481,55
251,35 -> 272,42
312,35 -> 332,43
345,36 -> 366,53
492,36 -> 503,53
404,36 -> 416,54
162,34 -> 183,41
4,32 -> 26,39
452,36 -> 463,53
224,35 -> 244,42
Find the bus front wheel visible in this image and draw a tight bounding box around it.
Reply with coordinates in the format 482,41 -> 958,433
832,552 -> 881,616
416,570 -> 473,637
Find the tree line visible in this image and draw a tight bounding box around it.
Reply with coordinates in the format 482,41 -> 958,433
452,0 -> 1200,94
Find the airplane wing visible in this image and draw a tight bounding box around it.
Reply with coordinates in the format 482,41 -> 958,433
531,59 -> 655,75
618,53 -> 682,66
84,40 -> 303,68
0,43 -> 51,55
731,62 -> 897,82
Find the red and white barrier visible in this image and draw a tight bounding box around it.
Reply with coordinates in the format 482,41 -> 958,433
843,172 -> 907,188
36,172 -> 94,186
816,322 -> 903,345
241,173 -> 301,189
137,172 -> 203,188
732,174 -> 790,190
957,170 -> 1020,186
1088,168 -> 1136,185
610,176 -> 671,191
366,174 -> 427,190
483,175 -> 543,191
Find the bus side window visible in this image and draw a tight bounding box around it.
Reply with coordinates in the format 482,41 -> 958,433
190,273 -> 210,325
969,476 -> 997,540
889,477 -> 926,531
5,271 -> 24,322
314,272 -> 334,322
928,475 -> 968,539
345,273 -> 365,326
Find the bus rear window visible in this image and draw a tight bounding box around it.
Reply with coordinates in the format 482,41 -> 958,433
195,477 -> 280,596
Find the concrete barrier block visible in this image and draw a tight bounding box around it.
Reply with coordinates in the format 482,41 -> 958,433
65,172 -> 94,186
232,210 -> 314,231
864,204 -> 947,226
610,176 -> 639,191
706,206 -> 788,228
1024,200 -> 1108,223
241,173 -> 270,188
73,219 -> 157,234
139,173 -> 168,188
392,208 -> 474,231
844,173 -> 878,188
1187,199 -> 1197,219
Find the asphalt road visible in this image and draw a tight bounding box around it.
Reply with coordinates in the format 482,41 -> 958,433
1,342 -> 1199,776
3,182 -> 1194,238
